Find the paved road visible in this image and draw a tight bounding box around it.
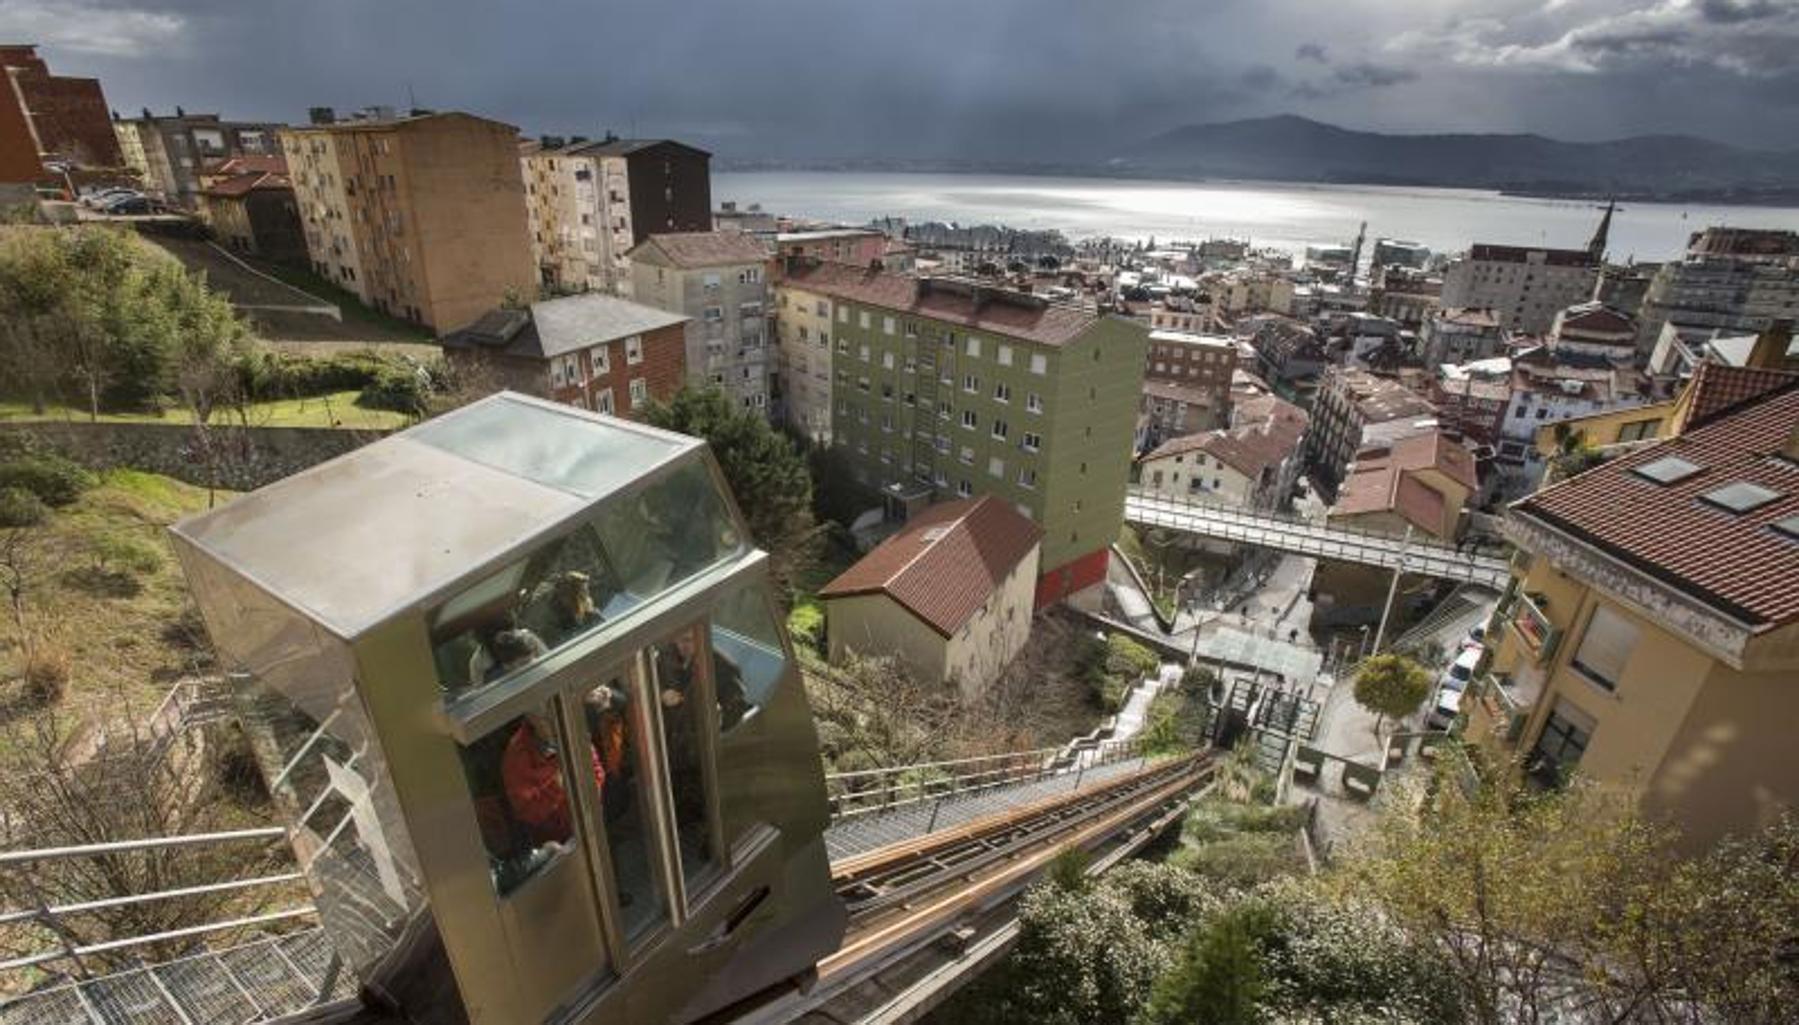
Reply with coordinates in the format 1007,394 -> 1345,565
1125,491 -> 1510,588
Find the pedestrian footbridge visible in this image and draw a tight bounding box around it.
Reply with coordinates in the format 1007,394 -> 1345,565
1124,489 -> 1510,588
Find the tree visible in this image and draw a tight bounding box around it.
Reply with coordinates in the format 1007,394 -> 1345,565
1351,653 -> 1431,735
1340,769 -> 1798,1025
643,386 -> 820,593
1142,907 -> 1268,1025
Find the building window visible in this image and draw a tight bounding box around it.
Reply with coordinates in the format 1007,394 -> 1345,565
837,338 -> 849,354
738,267 -> 761,284
1029,353 -> 1047,375
883,316 -> 896,335
839,306 -> 849,323
961,409 -> 978,430
963,374 -> 979,393
590,345 -> 611,376
882,351 -> 895,370
1018,468 -> 1038,489
988,456 -> 1005,478
991,419 -> 1009,440
624,335 -> 643,365
994,382 -> 1011,403
1022,432 -> 1041,452
957,479 -> 973,498
629,378 -> 648,406
1528,702 -> 1594,788
966,336 -> 981,357
859,311 -> 871,329
1026,392 -> 1044,414
703,306 -> 723,323
1570,604 -> 1636,692
1616,418 -> 1660,442
857,376 -> 870,392
859,344 -> 871,362
959,446 -> 974,465
997,343 -> 1013,366
703,273 -> 721,291
816,300 -> 829,316
595,387 -> 614,415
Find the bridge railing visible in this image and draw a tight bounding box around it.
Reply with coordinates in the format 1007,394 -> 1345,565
1126,487 -> 1508,559
823,736 -> 1151,822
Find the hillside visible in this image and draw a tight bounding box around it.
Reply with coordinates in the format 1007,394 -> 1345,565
1121,115 -> 1799,198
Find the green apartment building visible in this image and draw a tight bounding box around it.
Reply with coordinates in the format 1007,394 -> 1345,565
776,261 -> 1147,605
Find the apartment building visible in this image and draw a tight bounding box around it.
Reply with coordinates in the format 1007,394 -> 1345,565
1636,228 -> 1799,354
1493,346 -> 1652,498
282,111 -> 535,333
0,45 -> 120,168
438,293 -> 687,418
1144,329 -> 1235,428
1467,368 -> 1799,851
115,112 -> 285,208
1328,431 -> 1476,541
774,228 -> 885,267
1421,307 -> 1504,366
775,261 -> 1149,605
1441,233 -> 1603,335
774,278 -> 837,443
522,137 -> 712,296
630,231 -> 772,413
1431,357 -> 1512,447
1137,400 -> 1308,511
199,170 -> 304,264
1549,301 -> 1637,362
1306,366 -> 1438,495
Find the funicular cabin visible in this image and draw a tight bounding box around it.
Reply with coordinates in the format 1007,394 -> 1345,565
169,393 -> 845,1025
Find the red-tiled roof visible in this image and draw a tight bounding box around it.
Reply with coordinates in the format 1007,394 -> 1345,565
1333,431 -> 1477,537
630,231 -> 771,269
202,171 -> 290,198
782,261 -> 1102,347
819,497 -> 1043,637
1514,383 -> 1799,628
1557,302 -> 1635,337
1683,361 -> 1799,430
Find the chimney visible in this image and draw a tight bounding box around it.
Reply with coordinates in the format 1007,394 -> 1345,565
1747,319 -> 1794,371
308,106 -> 335,126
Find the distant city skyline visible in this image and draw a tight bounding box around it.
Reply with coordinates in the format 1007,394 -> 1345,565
4,0 -> 1797,159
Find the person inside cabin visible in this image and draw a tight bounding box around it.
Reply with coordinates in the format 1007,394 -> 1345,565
548,570 -> 603,644
586,683 -> 631,823
502,706 -> 605,850
481,628 -> 547,684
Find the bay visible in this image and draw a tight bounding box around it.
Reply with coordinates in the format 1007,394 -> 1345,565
714,170 -> 1799,265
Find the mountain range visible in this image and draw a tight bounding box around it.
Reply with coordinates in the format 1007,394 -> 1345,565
1118,116 -> 1799,200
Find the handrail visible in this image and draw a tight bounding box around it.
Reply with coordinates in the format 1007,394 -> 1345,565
0,906 -> 319,973
0,871 -> 305,927
824,737 -> 1151,822
0,826 -> 287,866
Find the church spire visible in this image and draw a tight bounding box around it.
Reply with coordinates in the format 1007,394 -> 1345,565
1588,198 -> 1615,261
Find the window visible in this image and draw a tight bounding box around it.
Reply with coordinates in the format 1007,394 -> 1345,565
1026,393 -> 1044,414
859,311 -> 871,329
1571,603 -> 1636,691
966,336 -> 981,357
595,387 -> 614,415
1529,702 -> 1594,788
994,382 -> 1011,402
738,267 -> 761,284
1022,432 -> 1041,452
628,378 -> 647,406
957,479 -> 973,497
882,352 -> 895,370
988,456 -> 1005,478
857,376 -> 870,392
838,306 -> 849,323
883,316 -> 896,335
1018,468 -> 1038,489
991,419 -> 1009,440
963,374 -> 979,393
703,306 -> 723,323
961,410 -> 978,429
624,335 -> 643,365
646,623 -> 721,893
997,344 -> 1013,366
703,273 -> 721,291
859,344 -> 871,362
959,445 -> 975,465
935,435 -> 951,454
837,337 -> 849,354
816,300 -> 828,316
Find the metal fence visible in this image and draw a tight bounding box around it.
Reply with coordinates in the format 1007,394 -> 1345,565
823,736 -> 1154,823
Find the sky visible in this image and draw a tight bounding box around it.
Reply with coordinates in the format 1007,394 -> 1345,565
5,0 -> 1797,160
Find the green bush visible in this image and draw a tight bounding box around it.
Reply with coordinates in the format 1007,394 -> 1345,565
89,534 -> 164,576
1100,674 -> 1132,714
1175,832 -> 1304,889
356,365 -> 429,415
786,597 -> 825,653
1106,634 -> 1160,680
0,486 -> 48,527
252,351 -> 391,399
0,454 -> 96,506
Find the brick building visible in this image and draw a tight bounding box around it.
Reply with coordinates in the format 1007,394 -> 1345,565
0,45 -> 121,168
439,293 -> 688,417
200,170 -> 305,264
115,112 -> 286,208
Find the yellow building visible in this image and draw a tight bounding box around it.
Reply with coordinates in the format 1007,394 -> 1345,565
282,111 -> 534,334
774,280 -> 836,444
1468,366 -> 1799,851
820,496 -> 1042,699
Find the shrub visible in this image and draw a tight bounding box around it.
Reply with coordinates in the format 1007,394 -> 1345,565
208,722 -> 269,804
356,365 -> 429,415
1175,832 -> 1304,889
89,534 -> 164,576
0,486 -> 48,527
0,454 -> 96,507
254,351 -> 389,398
1100,674 -> 1131,714
786,598 -> 825,653
1106,634 -> 1161,680
22,645 -> 70,706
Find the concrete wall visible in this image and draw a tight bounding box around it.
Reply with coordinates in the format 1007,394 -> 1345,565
942,543 -> 1041,698
825,592 -> 949,685
3,421 -> 385,491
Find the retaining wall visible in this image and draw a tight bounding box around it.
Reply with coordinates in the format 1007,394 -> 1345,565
1,420 -> 389,490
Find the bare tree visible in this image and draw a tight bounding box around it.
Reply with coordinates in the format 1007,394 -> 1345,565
0,523 -> 54,666
0,707 -> 295,976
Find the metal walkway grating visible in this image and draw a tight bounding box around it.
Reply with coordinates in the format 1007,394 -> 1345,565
0,929 -> 353,1025
823,756 -> 1152,862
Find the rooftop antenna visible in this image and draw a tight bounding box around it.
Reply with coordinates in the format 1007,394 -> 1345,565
406,82 -> 418,112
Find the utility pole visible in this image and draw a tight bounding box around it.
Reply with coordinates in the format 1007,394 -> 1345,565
1371,525 -> 1412,655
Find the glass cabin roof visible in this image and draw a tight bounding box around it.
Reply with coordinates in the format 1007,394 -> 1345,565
170,394 -> 700,638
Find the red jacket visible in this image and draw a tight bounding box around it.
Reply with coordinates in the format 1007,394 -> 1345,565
501,721 -> 605,845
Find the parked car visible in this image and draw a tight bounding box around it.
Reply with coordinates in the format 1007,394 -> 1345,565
1428,646 -> 1483,729
81,187 -> 136,208
1427,686 -> 1463,729
100,195 -> 152,215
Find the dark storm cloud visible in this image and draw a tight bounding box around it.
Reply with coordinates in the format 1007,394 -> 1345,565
4,0 -> 1797,158
1332,62 -> 1419,88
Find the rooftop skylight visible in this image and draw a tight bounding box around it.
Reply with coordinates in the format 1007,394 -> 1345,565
1700,481 -> 1782,514
1633,454 -> 1702,485
1773,515 -> 1799,541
